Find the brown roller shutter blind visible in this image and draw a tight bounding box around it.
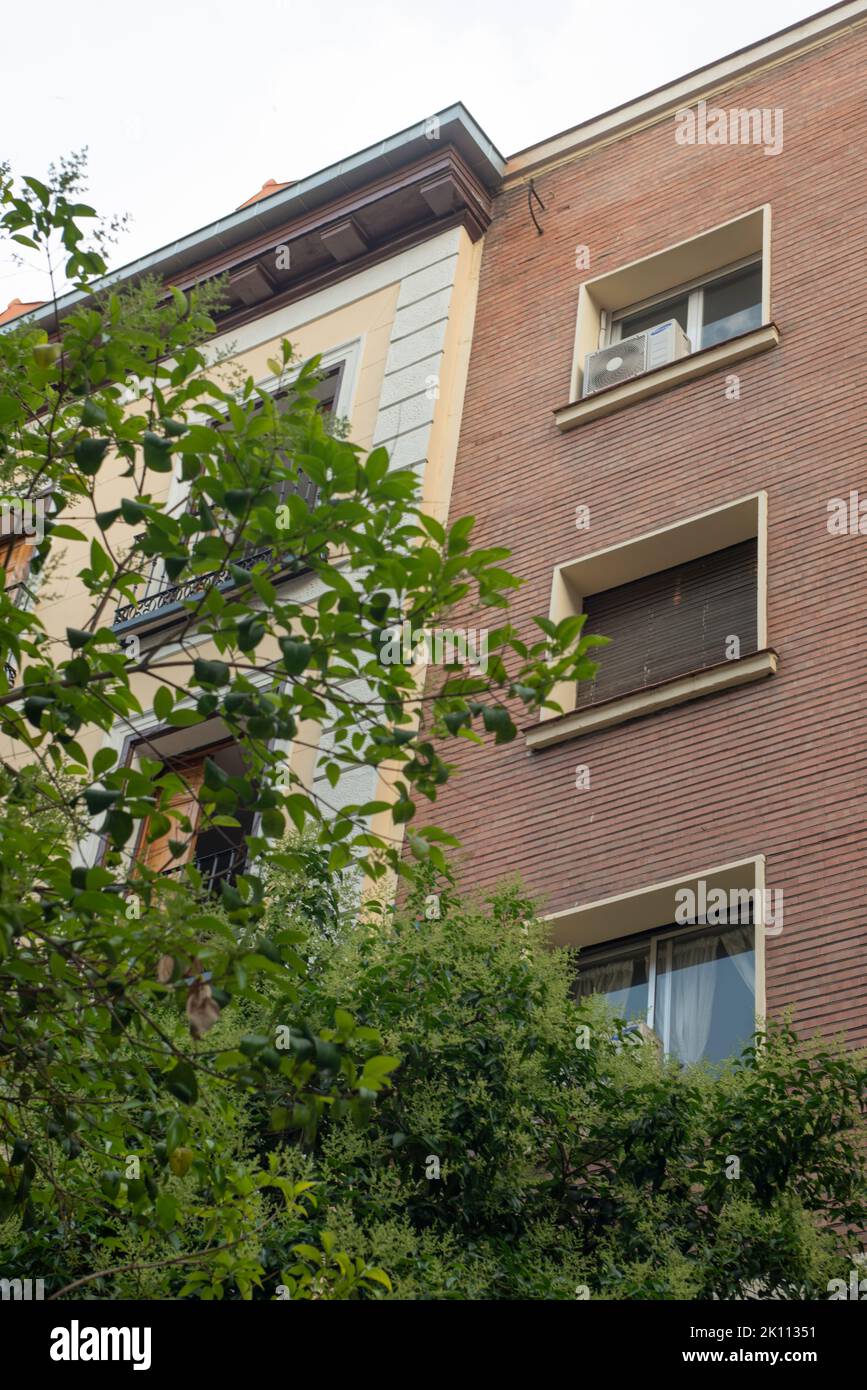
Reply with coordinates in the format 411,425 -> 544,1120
577,538 -> 758,707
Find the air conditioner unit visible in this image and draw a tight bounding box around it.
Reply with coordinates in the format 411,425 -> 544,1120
583,319 -> 691,397
613,1019 -> 663,1056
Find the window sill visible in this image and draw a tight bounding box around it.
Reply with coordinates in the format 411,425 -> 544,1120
553,323 -> 780,432
525,648 -> 778,750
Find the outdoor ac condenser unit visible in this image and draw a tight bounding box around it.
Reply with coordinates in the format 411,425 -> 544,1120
613,1020 -> 663,1056
582,319 -> 691,397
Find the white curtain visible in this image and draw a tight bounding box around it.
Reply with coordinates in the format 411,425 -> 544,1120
669,935 -> 719,1064
576,957 -> 635,1014
721,925 -> 755,993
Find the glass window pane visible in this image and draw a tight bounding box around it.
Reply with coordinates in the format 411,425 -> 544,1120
700,266 -> 762,348
618,294 -> 689,341
575,941 -> 650,1022
655,925 -> 755,1065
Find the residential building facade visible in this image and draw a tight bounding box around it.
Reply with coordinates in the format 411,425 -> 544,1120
414,1 -> 867,1058
2,107 -> 502,882
4,3 -> 865,1063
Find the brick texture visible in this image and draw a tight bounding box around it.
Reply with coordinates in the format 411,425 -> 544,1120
413,25 -> 867,1045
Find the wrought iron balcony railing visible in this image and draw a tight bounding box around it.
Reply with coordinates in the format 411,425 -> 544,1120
112,467 -> 322,633
4,580 -> 31,610
113,544 -> 306,632
161,844 -> 247,896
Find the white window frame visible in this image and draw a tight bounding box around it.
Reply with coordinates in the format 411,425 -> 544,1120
605,253 -> 762,352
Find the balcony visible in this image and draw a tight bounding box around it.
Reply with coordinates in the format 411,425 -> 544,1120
4,580 -> 31,609
161,843 -> 247,896
112,461 -> 325,638
112,545 -> 308,637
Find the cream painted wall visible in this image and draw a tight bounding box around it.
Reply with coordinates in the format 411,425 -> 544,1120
241,281 -> 399,456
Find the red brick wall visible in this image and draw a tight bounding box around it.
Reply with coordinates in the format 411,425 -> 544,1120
415,25 -> 867,1045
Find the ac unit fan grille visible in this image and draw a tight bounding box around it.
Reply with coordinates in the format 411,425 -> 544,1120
587,338 -> 647,392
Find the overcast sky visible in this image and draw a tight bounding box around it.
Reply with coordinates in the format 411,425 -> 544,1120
1,0 -> 823,308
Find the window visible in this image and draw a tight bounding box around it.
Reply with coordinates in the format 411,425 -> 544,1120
265,361 -> 345,512
576,538 -> 758,708
615,292 -> 690,342
557,206 -> 775,430
210,361 -> 343,514
306,361 -> 344,417
547,855 -> 766,1060
133,739 -> 253,893
114,361 -> 344,633
576,920 -> 756,1065
529,493 -> 772,749
700,263 -> 763,349
611,258 -> 762,354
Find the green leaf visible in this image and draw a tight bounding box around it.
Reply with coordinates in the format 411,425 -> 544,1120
165,1061 -> 198,1105
155,1193 -> 178,1230
261,809 -> 285,838
104,809 -> 133,847
418,512 -> 446,544
359,1055 -> 400,1089
143,432 -> 173,472
84,786 -> 121,815
81,399 -> 107,426
556,614 -> 588,647
23,696 -> 51,727
366,448 -> 389,484
120,497 -> 146,525
193,658 -> 230,687
238,619 -> 266,652
314,1039 -> 341,1072
23,175 -> 51,204
225,489 -> 253,515
279,639 -> 311,675
285,795 -> 313,832
292,1244 -> 323,1263
48,524 -> 87,542
74,437 -> 110,475
153,686 -> 173,722
392,794 -> 415,825
92,747 -> 117,777
167,707 -> 205,728
482,706 -> 515,743
166,1113 -> 188,1154
447,515 -> 475,554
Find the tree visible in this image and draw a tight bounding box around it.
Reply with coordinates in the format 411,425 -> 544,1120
0,160 -> 605,1297
268,877 -> 867,1301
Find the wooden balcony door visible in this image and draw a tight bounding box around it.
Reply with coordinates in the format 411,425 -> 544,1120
135,754 -> 207,875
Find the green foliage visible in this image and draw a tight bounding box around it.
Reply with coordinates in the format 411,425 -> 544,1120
262,878 -> 867,1300
0,158 -> 605,1297
3,156 -> 861,1304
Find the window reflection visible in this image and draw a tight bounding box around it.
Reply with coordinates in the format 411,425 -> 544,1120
575,923 -> 755,1065
619,294 -> 690,340
701,265 -> 762,348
